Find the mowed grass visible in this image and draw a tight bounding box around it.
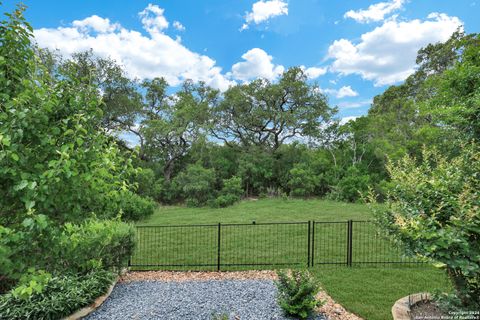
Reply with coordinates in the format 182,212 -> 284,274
139,198 -> 373,225
311,266 -> 452,320
132,198 -> 405,268
133,198 -> 452,320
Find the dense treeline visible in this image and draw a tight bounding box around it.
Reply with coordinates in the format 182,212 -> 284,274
41,30 -> 477,207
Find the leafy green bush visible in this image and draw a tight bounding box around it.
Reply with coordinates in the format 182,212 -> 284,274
133,168 -> 156,198
275,270 -> 322,319
287,164 -> 318,197
0,270 -> 116,320
331,166 -> 371,202
211,176 -> 243,207
117,191 -> 156,221
174,163 -> 216,207
57,219 -> 135,273
373,146 -> 480,310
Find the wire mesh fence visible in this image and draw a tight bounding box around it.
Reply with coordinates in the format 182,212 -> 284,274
129,220 -> 422,270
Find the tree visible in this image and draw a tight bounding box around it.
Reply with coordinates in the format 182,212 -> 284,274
59,50 -> 144,145
211,67 -> 335,151
141,79 -> 217,181
0,7 -> 138,225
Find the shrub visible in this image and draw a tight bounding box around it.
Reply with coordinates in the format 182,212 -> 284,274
331,166 -> 371,202
133,168 -> 156,198
211,176 -> 243,207
57,219 -> 135,274
372,146 -> 480,310
117,191 -> 156,221
287,164 -> 318,197
275,270 -> 321,319
174,163 -> 216,207
0,270 -> 116,320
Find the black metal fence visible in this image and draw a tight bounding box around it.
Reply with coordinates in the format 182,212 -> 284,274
129,220 -> 420,270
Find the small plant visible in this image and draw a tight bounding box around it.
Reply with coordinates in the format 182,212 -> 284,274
210,311 -> 229,320
275,270 -> 322,319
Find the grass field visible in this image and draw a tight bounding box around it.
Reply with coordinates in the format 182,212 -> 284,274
133,198 -> 452,320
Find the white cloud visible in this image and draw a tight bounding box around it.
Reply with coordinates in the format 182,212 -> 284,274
139,4 -> 169,33
344,0 -> 405,23
328,13 -> 462,86
337,86 -> 359,98
340,116 -> 358,125
300,66 -> 327,79
321,86 -> 359,98
337,99 -> 372,109
33,5 -> 234,91
241,0 -> 288,30
230,48 -> 284,81
173,21 -> 185,31
72,15 -> 119,33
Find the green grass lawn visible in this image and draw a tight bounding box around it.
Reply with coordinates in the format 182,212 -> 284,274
139,198 -> 372,225
133,198 -> 452,320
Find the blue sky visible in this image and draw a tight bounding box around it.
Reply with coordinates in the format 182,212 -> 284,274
3,0 -> 479,121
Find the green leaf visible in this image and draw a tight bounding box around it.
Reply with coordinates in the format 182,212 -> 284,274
14,180 -> 29,191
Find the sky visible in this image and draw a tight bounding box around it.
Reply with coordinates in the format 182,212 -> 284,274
3,0 -> 479,122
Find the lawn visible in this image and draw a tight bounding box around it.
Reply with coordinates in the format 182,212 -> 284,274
133,198 -> 452,320
138,198 -> 372,225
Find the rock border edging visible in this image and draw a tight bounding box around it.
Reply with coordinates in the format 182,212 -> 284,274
392,292 -> 431,320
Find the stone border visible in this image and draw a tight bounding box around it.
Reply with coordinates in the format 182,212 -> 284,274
392,292 -> 431,320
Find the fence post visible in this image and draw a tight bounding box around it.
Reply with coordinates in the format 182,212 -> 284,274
217,223 -> 221,271
307,221 -> 311,267
347,220 -> 353,267
311,220 -> 315,267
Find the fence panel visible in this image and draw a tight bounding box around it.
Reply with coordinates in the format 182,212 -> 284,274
351,221 -> 418,265
129,220 -> 421,270
220,222 -> 309,269
130,224 -> 218,270
312,221 -> 348,266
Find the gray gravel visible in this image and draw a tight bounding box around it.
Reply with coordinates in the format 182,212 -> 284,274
85,280 -> 327,320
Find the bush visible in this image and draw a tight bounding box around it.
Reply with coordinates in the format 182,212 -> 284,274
275,270 -> 322,319
0,270 -> 116,320
133,168 -> 156,198
117,191 -> 156,221
331,166 -> 371,202
174,164 -> 216,207
373,146 -> 480,310
211,176 -> 243,207
57,219 -> 135,274
287,164 -> 318,197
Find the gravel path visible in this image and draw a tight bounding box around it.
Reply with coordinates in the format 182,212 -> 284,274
86,279 -> 328,320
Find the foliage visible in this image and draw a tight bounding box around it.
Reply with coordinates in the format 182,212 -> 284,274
275,270 -> 322,319
373,145 -> 480,309
116,191 -> 156,221
210,67 -> 335,151
1,215 -> 134,293
57,219 -> 135,274
0,5 -> 138,226
174,163 -> 216,206
211,176 -> 243,207
0,270 -> 116,320
332,166 -> 371,202
287,163 -> 318,197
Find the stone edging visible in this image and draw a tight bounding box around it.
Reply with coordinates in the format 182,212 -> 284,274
62,276 -> 119,320
392,292 -> 431,320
